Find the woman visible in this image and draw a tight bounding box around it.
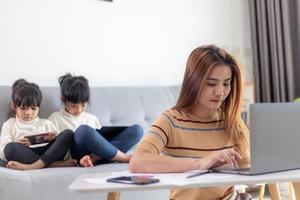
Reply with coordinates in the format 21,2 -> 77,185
129,45 -> 250,200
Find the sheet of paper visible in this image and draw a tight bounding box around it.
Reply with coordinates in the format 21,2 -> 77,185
84,170 -> 236,186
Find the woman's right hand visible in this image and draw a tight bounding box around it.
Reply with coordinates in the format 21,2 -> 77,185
199,148 -> 242,170
17,138 -> 31,146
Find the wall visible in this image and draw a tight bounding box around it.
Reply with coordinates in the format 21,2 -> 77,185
0,0 -> 252,87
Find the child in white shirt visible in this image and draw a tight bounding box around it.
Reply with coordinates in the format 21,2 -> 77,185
0,79 -> 76,170
49,74 -> 143,167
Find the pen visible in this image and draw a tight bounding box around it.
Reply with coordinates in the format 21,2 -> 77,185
186,170 -> 209,179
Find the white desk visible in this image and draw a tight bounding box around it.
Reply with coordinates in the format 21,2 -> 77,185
69,169 -> 300,198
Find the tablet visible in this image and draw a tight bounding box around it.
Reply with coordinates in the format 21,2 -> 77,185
24,132 -> 54,147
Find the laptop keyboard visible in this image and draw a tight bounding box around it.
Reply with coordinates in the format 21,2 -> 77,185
211,167 -> 251,174
234,168 -> 250,172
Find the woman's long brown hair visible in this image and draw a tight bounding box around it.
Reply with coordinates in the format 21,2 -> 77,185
173,45 -> 249,158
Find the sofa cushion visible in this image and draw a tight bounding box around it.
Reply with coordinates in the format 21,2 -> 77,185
0,163 -> 129,200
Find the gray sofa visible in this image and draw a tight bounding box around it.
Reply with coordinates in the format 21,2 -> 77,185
0,85 -> 180,200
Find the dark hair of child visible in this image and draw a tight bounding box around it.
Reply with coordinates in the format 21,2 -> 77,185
59,73 -> 90,103
12,79 -> 42,107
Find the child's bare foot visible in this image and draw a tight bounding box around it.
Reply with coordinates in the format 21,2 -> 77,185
50,159 -> 77,168
7,161 -> 28,170
112,151 -> 132,163
80,155 -> 93,167
6,160 -> 44,170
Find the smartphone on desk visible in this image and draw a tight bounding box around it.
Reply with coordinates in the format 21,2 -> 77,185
106,176 -> 159,185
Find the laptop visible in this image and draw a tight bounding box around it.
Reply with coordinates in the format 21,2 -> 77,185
212,103 -> 300,175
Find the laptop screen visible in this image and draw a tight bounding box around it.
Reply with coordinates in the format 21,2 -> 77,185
249,103 -> 300,174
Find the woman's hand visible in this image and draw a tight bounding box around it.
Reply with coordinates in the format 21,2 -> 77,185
199,148 -> 242,170
44,132 -> 56,142
17,138 -> 31,146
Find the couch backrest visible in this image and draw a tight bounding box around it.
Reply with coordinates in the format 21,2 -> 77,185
0,86 -> 180,131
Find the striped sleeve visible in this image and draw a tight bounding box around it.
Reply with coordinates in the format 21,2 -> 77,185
136,112 -> 172,154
